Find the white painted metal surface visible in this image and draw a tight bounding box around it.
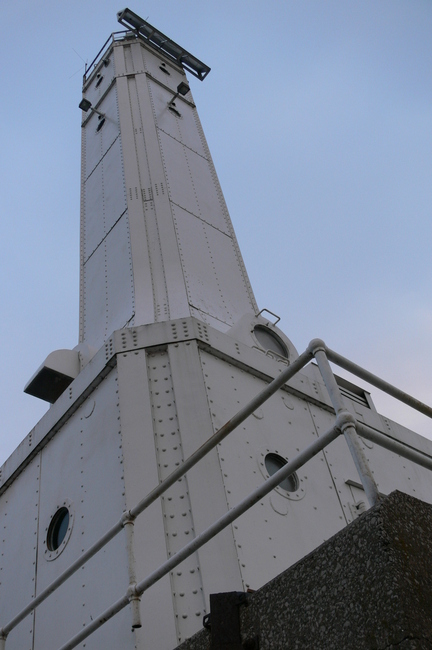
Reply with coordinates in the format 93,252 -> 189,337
197,349 -> 348,590
80,31 -> 257,353
1,369 -> 134,650
147,348 -> 206,643
2,316 -> 432,648
0,458 -> 39,649
2,13 -> 432,650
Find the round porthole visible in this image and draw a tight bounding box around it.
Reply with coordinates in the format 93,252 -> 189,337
47,507 -> 69,550
253,325 -> 288,358
44,500 -> 74,561
265,453 -> 299,492
258,449 -> 306,501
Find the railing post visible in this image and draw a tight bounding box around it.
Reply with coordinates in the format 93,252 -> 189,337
0,629 -> 6,650
309,339 -> 381,507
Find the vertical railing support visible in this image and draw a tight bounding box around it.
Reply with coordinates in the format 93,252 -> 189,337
0,630 -> 6,650
309,339 -> 381,507
122,511 -> 142,629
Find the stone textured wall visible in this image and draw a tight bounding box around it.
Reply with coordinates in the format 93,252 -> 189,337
176,491 -> 432,650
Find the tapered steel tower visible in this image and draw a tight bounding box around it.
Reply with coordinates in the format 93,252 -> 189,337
2,9 -> 432,650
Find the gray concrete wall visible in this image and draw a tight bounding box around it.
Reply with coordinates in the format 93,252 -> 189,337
176,491 -> 432,649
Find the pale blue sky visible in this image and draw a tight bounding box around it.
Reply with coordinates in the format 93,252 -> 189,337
1,1 -> 431,463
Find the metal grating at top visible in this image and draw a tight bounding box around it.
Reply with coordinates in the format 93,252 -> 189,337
117,8 -> 211,80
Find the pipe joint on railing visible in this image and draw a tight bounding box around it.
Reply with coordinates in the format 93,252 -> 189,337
121,510 -> 136,527
0,629 -> 7,650
308,338 -> 328,356
127,583 -> 140,601
335,410 -> 357,433
127,583 -> 142,629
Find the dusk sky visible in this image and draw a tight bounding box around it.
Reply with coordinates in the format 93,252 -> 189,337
1,1 -> 431,463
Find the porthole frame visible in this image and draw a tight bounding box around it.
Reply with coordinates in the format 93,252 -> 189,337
252,324 -> 289,360
44,499 -> 74,561
258,448 -> 306,501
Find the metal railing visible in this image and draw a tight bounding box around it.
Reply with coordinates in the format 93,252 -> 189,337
83,30 -> 129,83
1,338 -> 432,649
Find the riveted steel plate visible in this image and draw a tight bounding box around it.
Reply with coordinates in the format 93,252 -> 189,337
84,54 -> 115,107
158,127 -> 230,235
307,400 -> 432,524
199,350 -> 347,591
172,203 -> 254,327
33,369 -> 133,650
83,87 -> 121,179
83,161 -> 104,261
83,136 -> 125,263
147,348 -> 206,643
149,77 -> 208,159
0,458 -> 40,650
82,214 -> 134,349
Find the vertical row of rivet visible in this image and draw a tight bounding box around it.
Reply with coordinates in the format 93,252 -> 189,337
79,99 -> 87,343
105,337 -> 114,362
195,321 -> 210,345
146,349 -> 206,644
129,44 -> 169,322
114,46 -> 134,326
31,456 -> 42,650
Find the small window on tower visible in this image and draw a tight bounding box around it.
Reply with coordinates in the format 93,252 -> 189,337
168,105 -> 181,118
253,325 -> 288,358
96,75 -> 104,88
47,507 -> 69,551
159,64 -> 170,75
265,453 -> 299,493
96,116 -> 105,131
44,499 -> 74,561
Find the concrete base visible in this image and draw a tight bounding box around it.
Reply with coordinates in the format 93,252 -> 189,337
176,491 -> 432,649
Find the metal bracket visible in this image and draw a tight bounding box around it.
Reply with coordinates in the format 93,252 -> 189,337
205,591 -> 250,649
348,499 -> 367,519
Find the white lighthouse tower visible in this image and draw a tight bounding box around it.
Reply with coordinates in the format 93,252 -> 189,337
1,9 -> 432,650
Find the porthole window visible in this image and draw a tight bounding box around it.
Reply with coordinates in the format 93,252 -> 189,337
159,64 -> 170,75
258,449 -> 305,501
44,499 -> 74,561
47,507 -> 69,551
253,325 -> 288,358
265,453 -> 299,492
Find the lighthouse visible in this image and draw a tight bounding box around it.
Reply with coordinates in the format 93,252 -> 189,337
1,9 -> 432,650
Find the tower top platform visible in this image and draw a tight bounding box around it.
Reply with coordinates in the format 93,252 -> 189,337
116,8 -> 211,80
